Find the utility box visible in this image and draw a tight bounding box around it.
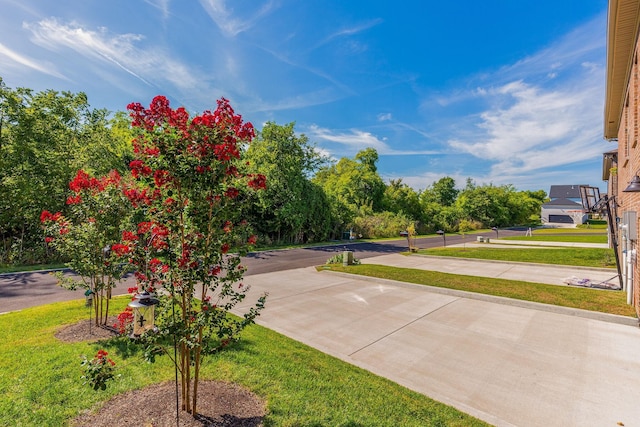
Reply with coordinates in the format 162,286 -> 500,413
343,251 -> 354,266
623,211 -> 637,240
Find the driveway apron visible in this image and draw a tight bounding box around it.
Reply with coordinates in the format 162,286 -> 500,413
237,264 -> 640,427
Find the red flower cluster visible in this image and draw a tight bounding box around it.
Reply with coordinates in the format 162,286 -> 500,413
129,160 -> 152,179
111,243 -> 131,256
40,210 -> 62,223
114,307 -> 134,334
95,349 -> 115,366
248,174 -> 267,190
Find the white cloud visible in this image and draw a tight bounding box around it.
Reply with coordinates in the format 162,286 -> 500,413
23,18 -> 200,90
311,18 -> 383,51
307,125 -> 441,156
0,42 -> 66,79
144,0 -> 171,20
377,112 -> 392,121
428,13 -> 608,186
449,77 -> 607,175
199,0 -> 278,37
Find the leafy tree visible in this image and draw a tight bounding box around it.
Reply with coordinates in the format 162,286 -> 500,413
0,78 -> 132,264
382,179 -> 423,221
41,170 -> 131,326
455,183 -> 542,227
113,96 -> 267,417
244,122 -> 331,243
313,148 -> 386,228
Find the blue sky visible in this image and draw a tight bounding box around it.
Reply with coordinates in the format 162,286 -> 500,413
0,0 -> 611,193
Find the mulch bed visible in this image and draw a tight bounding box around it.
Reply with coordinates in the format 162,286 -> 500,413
57,318 -> 266,426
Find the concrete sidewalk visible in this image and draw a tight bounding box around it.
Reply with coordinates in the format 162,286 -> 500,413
361,252 -> 621,290
238,257 -> 640,427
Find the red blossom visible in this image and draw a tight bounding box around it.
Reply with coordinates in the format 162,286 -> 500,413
40,210 -> 62,223
248,235 -> 257,245
111,243 -> 130,256
153,169 -> 170,187
122,230 -> 138,242
127,287 -> 138,294
69,170 -> 102,193
45,236 -> 54,244
59,228 -> 69,235
221,243 -> 230,254
66,195 -> 82,205
248,174 -> 267,190
225,187 -> 239,199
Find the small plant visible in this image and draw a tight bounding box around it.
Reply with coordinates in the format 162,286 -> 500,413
81,349 -> 117,391
325,253 -> 361,265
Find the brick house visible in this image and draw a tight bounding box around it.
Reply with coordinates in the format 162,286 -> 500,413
604,0 -> 640,315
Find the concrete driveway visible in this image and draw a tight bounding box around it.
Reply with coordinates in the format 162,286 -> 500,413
238,259 -> 640,427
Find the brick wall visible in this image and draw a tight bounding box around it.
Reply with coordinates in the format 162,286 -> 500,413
617,39 -> 640,316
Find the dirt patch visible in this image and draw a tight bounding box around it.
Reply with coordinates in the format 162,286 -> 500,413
55,317 -> 120,343
72,380 -> 265,426
59,319 -> 266,426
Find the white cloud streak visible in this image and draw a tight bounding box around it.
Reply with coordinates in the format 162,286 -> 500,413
307,125 -> 441,156
23,18 -> 200,90
199,0 -> 278,37
0,41 -> 66,79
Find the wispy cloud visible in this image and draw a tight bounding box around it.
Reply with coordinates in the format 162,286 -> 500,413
311,18 -> 383,51
199,0 -> 279,37
144,0 -> 171,20
307,125 -> 441,156
23,18 -> 200,90
434,13 -> 608,181
0,41 -> 66,79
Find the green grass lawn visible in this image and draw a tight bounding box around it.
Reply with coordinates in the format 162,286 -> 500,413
416,247 -> 616,268
323,264 -> 635,317
0,297 -> 486,427
0,262 -> 66,274
502,235 -> 608,243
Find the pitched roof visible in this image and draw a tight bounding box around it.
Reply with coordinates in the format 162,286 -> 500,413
548,185 -> 587,199
542,198 -> 584,208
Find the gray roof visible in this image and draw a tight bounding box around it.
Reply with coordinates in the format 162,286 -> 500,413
548,185 -> 587,199
542,197 -> 584,208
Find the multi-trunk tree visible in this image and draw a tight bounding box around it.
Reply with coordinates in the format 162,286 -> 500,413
114,95 -> 267,417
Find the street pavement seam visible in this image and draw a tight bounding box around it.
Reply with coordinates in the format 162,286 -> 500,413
347,297 -> 461,357
322,270 -> 640,327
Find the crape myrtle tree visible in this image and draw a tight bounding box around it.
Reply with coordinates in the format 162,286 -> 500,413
41,169 -> 131,326
114,96 -> 267,417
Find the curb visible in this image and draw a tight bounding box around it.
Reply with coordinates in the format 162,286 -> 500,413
322,270 -> 639,328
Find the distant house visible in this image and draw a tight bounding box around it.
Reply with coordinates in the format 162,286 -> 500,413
540,185 -> 587,224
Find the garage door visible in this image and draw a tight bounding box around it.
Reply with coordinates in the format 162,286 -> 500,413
549,215 -> 573,224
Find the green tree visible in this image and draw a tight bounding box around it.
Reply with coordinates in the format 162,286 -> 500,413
382,179 -> 423,221
244,122 -> 331,243
0,79 -> 132,264
420,176 -> 459,207
313,148 -> 386,228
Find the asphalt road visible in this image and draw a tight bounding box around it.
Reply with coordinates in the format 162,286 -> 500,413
0,229 -> 524,313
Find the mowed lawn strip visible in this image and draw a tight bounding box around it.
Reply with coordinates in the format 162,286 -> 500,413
416,246 -> 616,268
501,235 -> 608,243
323,264 -> 635,317
0,297 -> 487,427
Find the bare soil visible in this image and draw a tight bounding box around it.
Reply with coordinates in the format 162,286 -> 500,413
57,319 -> 266,426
